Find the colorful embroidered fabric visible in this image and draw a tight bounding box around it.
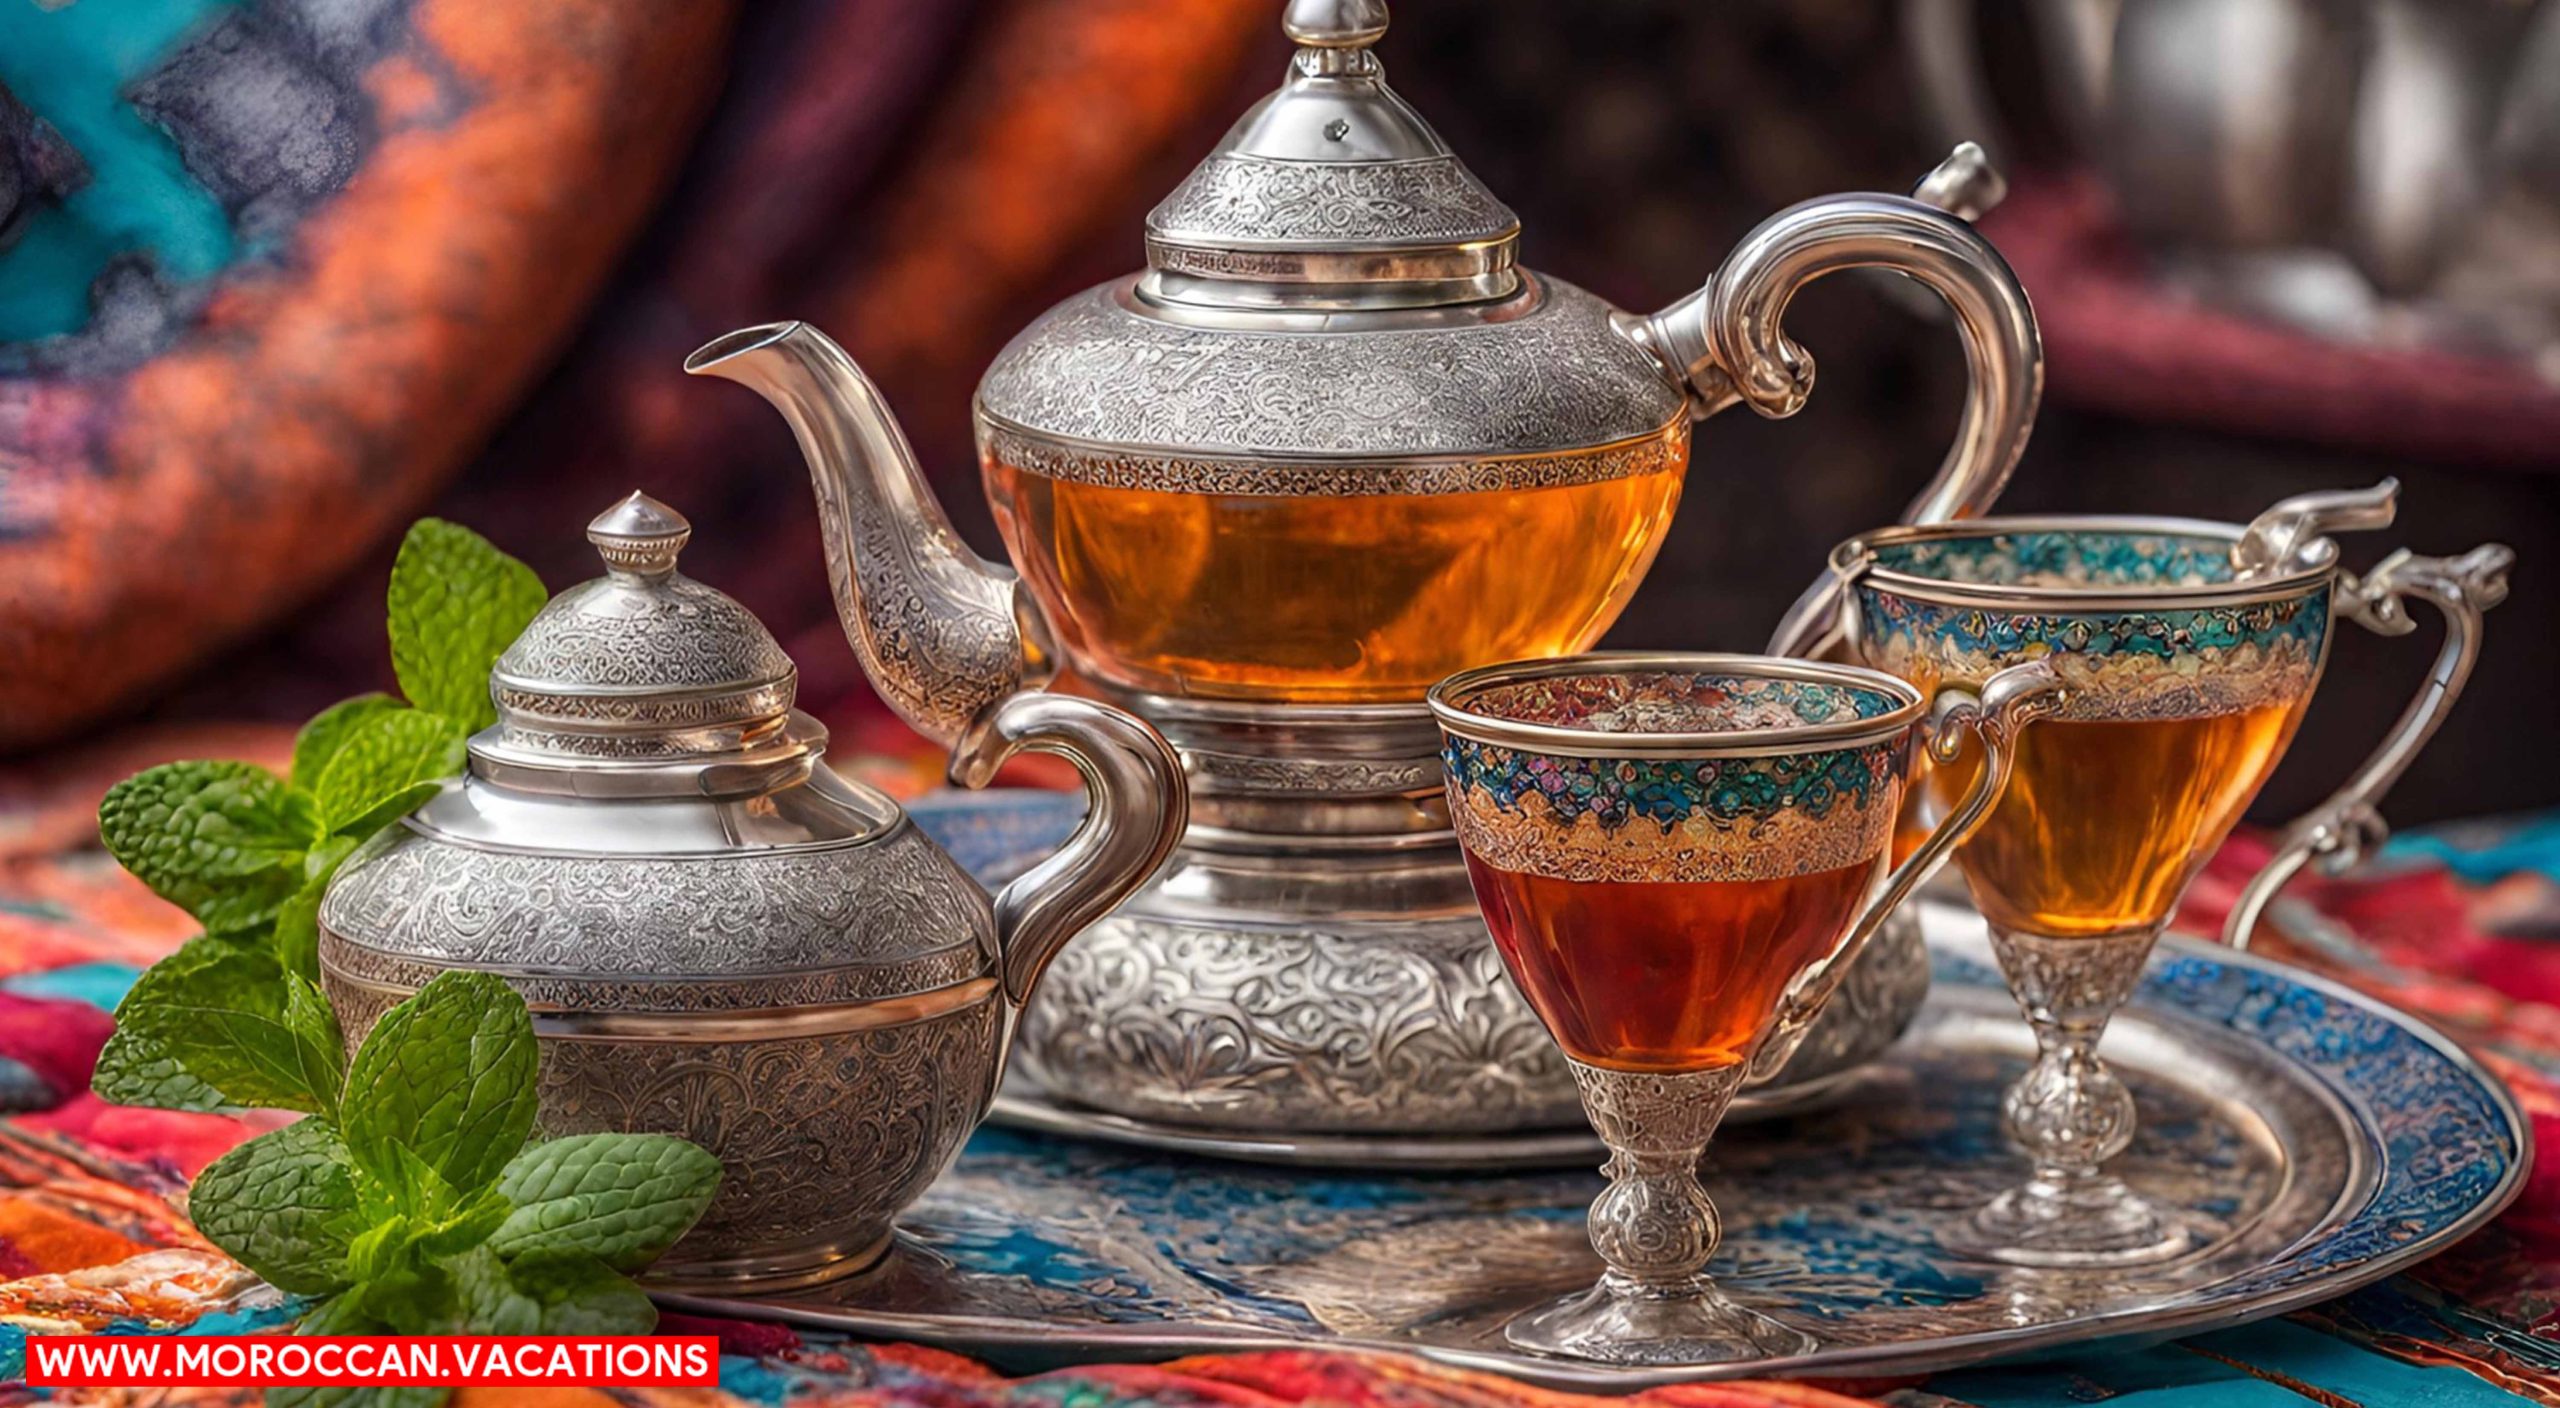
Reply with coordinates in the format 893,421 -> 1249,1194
3,727 -> 2558,1406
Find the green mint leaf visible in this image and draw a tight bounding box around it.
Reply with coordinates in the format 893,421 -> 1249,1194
291,695 -> 403,792
490,1132 -> 721,1272
447,1246 -> 542,1334
502,1252 -> 657,1335
387,519 -> 545,732
304,832 -> 360,886
91,1023 -> 229,1112
189,1119 -> 357,1295
284,974 -> 346,1120
292,1293 -> 380,1336
413,1183 -> 513,1260
344,1214 -> 421,1286
99,762 -> 316,932
341,971 -> 538,1195
351,1256 -> 465,1338
313,709 -> 464,837
98,937 -> 337,1113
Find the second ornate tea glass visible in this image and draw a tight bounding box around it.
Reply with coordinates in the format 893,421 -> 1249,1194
1429,653 -> 2062,1363
1832,483 -> 2510,1267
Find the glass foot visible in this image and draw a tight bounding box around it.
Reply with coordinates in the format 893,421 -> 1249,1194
1506,1273 -> 1816,1365
1944,1173 -> 2195,1268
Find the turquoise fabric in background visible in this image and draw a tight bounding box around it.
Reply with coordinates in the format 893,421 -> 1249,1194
0,0 -> 237,341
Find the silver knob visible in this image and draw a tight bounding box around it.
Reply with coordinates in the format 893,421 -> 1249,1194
1284,0 -> 1387,49
587,491 -> 691,579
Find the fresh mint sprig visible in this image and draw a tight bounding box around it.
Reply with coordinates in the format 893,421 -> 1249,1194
187,972 -> 721,1404
92,520 -> 543,1112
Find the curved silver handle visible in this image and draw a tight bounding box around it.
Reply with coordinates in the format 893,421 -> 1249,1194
1751,660 -> 2066,1080
950,693 -> 1188,1005
1640,145 -> 2042,660
2222,543 -> 2512,950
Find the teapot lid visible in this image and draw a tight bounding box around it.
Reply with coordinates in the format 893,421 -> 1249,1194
1141,0 -> 1522,311
480,492 -> 802,775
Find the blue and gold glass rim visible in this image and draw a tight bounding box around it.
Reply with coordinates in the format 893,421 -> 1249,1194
1833,515 -> 2341,613
1426,651 -> 1925,760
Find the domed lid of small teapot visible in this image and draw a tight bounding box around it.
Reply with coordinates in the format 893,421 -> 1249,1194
1141,0 -> 1521,308
481,492 -> 803,773
321,488 -> 982,1005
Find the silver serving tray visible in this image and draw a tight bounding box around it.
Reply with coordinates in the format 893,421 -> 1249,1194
987,1064 -> 1873,1169
661,901 -> 2526,1386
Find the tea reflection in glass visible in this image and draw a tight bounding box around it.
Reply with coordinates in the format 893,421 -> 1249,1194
1840,488 -> 2507,1268
1431,653 -> 2058,1364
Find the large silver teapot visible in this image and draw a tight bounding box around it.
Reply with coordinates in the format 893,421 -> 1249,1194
689,0 -> 2040,1139
316,494 -> 1184,1290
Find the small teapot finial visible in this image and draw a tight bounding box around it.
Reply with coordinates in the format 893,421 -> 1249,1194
588,491 -> 692,579
1284,0 -> 1388,49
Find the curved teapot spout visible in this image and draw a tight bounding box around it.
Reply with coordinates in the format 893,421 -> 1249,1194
687,322 -> 1056,748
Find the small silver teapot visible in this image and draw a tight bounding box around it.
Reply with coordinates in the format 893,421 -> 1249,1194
316,493 -> 1186,1291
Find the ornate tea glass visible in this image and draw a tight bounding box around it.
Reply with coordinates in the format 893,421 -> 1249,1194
1428,653 -> 2062,1363
1833,482 -> 2510,1267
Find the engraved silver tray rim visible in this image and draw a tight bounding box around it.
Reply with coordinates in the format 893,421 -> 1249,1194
984,1062 -> 1869,1170
659,906 -> 2528,1388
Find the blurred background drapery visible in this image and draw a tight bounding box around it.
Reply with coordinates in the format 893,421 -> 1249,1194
1,0 -> 2551,823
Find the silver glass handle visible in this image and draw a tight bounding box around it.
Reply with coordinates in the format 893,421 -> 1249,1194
1751,660 -> 2065,1080
950,693 -> 1188,1004
1643,145 -> 2044,660
2222,544 -> 2512,950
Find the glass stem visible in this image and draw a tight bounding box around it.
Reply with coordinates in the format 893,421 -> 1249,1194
1990,925 -> 2152,1192
1572,1061 -> 1745,1292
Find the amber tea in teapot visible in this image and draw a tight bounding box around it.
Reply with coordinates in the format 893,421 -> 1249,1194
986,448 -> 1686,701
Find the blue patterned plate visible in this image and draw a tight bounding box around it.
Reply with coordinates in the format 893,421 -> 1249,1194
719,810 -> 2526,1386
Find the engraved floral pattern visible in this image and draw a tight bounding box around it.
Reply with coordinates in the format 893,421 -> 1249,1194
1146,154 -> 1518,246
497,574 -> 795,692
976,278 -> 1686,458
1016,913 -> 1583,1134
319,822 -> 995,992
981,421 -> 1688,499
535,1003 -> 1001,1278
319,812 -> 1012,1286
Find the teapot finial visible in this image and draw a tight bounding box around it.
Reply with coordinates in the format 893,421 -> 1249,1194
1283,0 -> 1387,51
587,491 -> 691,580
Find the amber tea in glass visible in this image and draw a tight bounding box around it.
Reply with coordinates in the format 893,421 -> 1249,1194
1837,484 -> 2509,1268
1465,859 -> 1876,1072
1431,652 -> 2059,1365
1925,705 -> 2308,939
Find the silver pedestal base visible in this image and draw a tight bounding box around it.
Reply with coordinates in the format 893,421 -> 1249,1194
1012,694 -> 1932,1139
1012,841 -> 1933,1138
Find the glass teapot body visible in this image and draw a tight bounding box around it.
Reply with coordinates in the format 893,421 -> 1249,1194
979,276 -> 1691,703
